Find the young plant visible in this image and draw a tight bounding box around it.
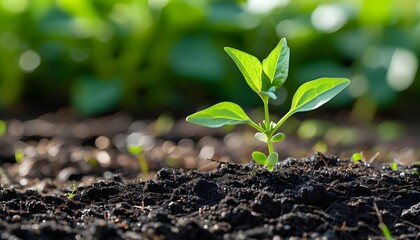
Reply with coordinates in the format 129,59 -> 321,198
186,38 -> 350,170
65,181 -> 77,201
352,151 -> 364,163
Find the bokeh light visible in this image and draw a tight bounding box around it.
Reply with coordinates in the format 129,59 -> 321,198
18,50 -> 41,73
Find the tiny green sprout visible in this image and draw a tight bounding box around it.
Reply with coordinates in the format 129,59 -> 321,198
14,148 -> 24,163
186,38 -> 350,170
379,223 -> 394,240
127,145 -> 149,175
390,162 -> 398,171
374,202 -> 394,240
352,152 -> 364,163
65,181 -> 77,200
411,169 -> 419,177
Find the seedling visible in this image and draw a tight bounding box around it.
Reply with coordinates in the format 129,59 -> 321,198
65,181 -> 77,201
186,38 -> 350,170
14,148 -> 24,163
352,152 -> 364,163
127,145 -> 149,175
374,202 -> 394,240
390,162 -> 398,171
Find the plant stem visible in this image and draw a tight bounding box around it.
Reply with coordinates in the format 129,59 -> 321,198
263,98 -> 271,131
267,139 -> 273,154
263,98 -> 274,154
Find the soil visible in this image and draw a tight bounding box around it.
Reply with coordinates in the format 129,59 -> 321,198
0,110 -> 419,239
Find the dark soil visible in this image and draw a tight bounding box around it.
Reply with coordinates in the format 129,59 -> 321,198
0,110 -> 419,239
0,153 -> 419,239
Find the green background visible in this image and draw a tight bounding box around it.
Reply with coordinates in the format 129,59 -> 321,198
0,0 -> 419,119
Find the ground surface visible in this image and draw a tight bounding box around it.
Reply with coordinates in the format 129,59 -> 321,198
0,110 -> 419,239
0,153 -> 419,239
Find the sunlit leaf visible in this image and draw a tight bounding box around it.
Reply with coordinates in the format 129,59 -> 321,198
271,132 -> 285,142
290,78 -> 350,114
224,47 -> 262,93
262,38 -> 289,89
352,152 -> 363,163
127,145 -> 143,155
186,101 -> 250,128
252,151 -> 266,165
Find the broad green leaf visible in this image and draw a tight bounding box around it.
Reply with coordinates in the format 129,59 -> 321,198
271,132 -> 285,142
262,38 -> 290,89
186,101 -> 250,128
266,152 -> 278,170
224,47 -> 262,93
290,78 -> 350,114
266,152 -> 278,166
255,132 -> 268,143
252,151 -> 266,165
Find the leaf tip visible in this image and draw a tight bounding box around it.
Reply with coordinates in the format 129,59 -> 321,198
223,47 -> 233,53
280,37 -> 287,44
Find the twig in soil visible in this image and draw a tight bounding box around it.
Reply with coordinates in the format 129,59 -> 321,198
339,221 -> 346,231
207,158 -> 229,164
207,158 -> 229,168
317,152 -> 329,167
324,200 -> 338,213
373,202 -> 394,240
368,152 -> 380,163
134,203 -> 152,212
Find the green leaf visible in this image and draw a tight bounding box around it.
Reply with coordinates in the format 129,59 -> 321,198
252,151 -> 266,165
127,145 -> 143,155
379,223 -> 393,240
290,78 -> 350,114
266,152 -> 278,170
260,71 -> 277,100
271,132 -> 285,142
266,152 -> 278,166
224,47 -> 262,93
186,101 -> 250,128
390,162 -> 398,171
352,152 -> 363,163
262,38 -> 290,89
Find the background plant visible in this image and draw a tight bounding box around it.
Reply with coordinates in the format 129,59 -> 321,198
0,0 -> 419,118
187,38 -> 350,170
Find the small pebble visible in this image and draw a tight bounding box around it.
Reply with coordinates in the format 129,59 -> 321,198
12,215 -> 21,222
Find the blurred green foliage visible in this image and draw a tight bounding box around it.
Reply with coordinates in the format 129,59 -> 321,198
0,0 -> 419,116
